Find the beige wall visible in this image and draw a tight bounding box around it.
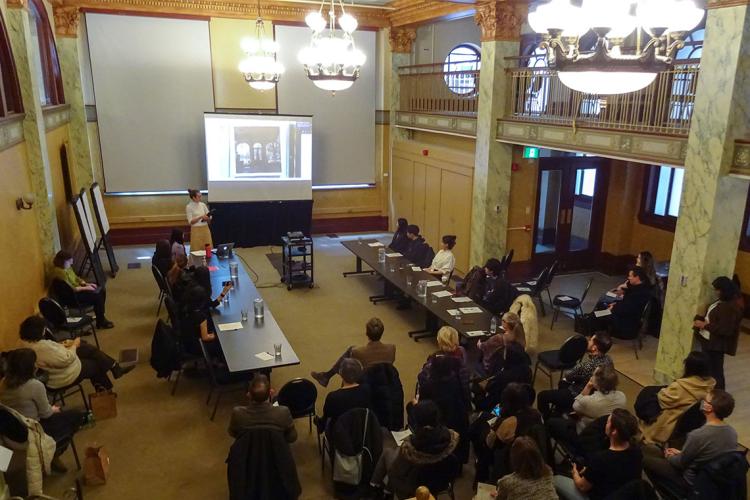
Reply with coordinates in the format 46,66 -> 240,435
46,124 -> 79,250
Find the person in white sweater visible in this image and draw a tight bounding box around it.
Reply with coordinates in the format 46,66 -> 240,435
424,235 -> 457,277
18,316 -> 133,391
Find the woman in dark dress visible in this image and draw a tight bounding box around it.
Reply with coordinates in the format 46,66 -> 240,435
152,239 -> 173,277
389,218 -> 410,253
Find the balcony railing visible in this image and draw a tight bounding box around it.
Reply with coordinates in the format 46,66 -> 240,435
398,61 -> 479,116
506,63 -> 700,136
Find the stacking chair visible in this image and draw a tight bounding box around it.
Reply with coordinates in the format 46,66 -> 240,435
47,379 -> 90,412
532,334 -> 588,389
276,378 -> 317,433
500,249 -> 514,275
198,340 -> 247,421
610,300 -> 651,359
515,266 -> 551,316
163,296 -> 203,396
38,297 -> 99,348
152,265 -> 172,316
50,278 -> 95,317
541,260 -> 559,307
551,277 -> 594,329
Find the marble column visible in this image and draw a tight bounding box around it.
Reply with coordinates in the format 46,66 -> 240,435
54,6 -> 95,191
6,0 -> 60,263
656,3 -> 750,382
470,1 -> 526,267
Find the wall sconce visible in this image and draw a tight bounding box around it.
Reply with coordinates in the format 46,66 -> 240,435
16,193 -> 35,210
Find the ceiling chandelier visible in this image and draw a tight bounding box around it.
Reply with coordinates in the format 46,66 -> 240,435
298,0 -> 366,93
528,0 -> 704,95
238,0 -> 285,91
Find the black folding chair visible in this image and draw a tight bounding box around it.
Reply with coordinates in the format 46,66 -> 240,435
152,265 -> 172,316
47,379 -> 90,412
163,299 -> 203,396
515,266 -> 551,316
50,278 -> 95,317
533,334 -> 588,389
551,277 -> 594,329
38,297 -> 99,348
198,340 -> 247,421
276,378 -> 317,433
610,300 -> 651,359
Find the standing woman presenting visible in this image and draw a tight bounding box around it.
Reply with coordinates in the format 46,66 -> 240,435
186,189 -> 213,253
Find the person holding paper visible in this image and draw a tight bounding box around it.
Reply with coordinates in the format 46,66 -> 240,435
186,189 -> 213,252
424,235 -> 457,277
590,267 -> 652,336
50,250 -> 113,329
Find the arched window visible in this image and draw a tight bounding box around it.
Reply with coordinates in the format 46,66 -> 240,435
443,44 -> 480,95
0,11 -> 23,117
28,0 -> 64,106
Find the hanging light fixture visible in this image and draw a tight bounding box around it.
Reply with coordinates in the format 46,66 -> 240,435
238,0 -> 285,91
298,0 -> 366,93
529,0 -> 704,95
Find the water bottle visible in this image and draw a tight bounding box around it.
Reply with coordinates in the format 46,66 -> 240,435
378,247 -> 386,264
253,297 -> 264,319
490,316 -> 498,335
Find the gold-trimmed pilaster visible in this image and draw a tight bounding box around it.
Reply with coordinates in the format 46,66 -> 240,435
474,0 -> 527,42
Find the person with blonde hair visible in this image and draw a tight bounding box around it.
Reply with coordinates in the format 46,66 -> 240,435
436,326 -> 466,362
477,312 -> 525,375
417,327 -> 469,410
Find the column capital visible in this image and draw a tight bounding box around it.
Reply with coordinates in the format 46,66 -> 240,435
53,6 -> 81,38
389,27 -> 417,53
6,0 -> 28,10
707,0 -> 750,9
474,1 -> 527,42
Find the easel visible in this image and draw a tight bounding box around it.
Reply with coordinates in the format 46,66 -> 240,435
71,193 -> 107,286
90,182 -> 119,276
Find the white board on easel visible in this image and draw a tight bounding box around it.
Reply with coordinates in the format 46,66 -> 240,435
91,182 -> 110,234
79,188 -> 99,242
73,195 -> 96,254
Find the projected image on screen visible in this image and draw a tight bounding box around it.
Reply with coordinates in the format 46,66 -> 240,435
205,114 -> 312,202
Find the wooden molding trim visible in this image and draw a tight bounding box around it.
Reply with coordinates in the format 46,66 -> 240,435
706,0 -> 750,8
388,0 -> 474,28
475,1 -> 527,42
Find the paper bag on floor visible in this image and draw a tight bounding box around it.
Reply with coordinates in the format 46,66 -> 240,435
84,445 -> 110,485
89,391 -> 117,420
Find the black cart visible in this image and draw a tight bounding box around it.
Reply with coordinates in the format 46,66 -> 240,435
281,235 -> 314,290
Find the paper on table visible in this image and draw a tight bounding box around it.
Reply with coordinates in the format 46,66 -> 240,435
465,330 -> 485,338
459,307 -> 483,314
516,286 -> 532,292
66,317 -> 82,323
447,309 -> 461,316
425,280 -> 443,287
385,252 -> 403,257
367,242 -> 384,247
0,445 -> 11,473
190,250 -> 206,257
411,266 -> 422,272
217,322 -> 244,332
474,482 -> 496,500
557,295 -> 574,301
594,309 -> 612,318
391,429 -> 412,446
255,352 -> 274,361
432,290 -> 453,298
527,280 -> 537,286
451,296 -> 473,303
606,291 -> 619,298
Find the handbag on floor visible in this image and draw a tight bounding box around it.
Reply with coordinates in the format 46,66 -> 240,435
89,391 -> 117,420
333,409 -> 372,485
84,445 -> 110,485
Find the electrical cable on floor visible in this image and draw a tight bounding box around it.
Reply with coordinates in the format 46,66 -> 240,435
236,249 -> 286,289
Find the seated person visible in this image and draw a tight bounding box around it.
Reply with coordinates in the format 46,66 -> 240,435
640,351 -> 716,445
495,437 -> 557,500
477,312 -> 526,376
389,218 -> 410,254
167,254 -> 189,289
18,316 -> 133,392
545,366 -> 626,457
170,228 -> 187,260
192,266 -> 233,308
404,224 -> 433,268
473,341 -> 532,412
370,400 -> 459,499
178,285 -> 225,358
228,374 -> 297,442
476,259 -> 519,315
591,267 -> 652,335
537,334 -> 613,420
424,235 -> 457,277
315,358 -> 371,434
152,239 -> 173,277
51,250 -> 113,329
311,317 -> 395,387
553,409 -> 643,500
417,327 -> 468,395
643,389 -> 737,497
0,348 -> 87,473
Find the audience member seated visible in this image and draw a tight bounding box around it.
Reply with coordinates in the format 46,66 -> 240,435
311,318 -> 395,388
692,276 -> 742,390
167,254 -> 190,292
192,266 -> 233,309
537,334 -> 613,420
424,235 -> 457,277
404,225 -> 434,268
0,348 -> 86,473
51,250 -> 113,329
643,389 -> 737,498
554,409 -> 643,500
475,259 -> 520,315
228,374 -> 297,442
178,285 -> 223,358
152,239 -> 173,277
389,218 -> 410,254
545,366 -> 626,458
315,358 -> 371,435
590,267 -> 651,336
639,351 -> 716,445
417,327 -> 468,392
494,436 -> 558,500
170,228 -> 187,260
477,312 -> 526,376
370,400 -> 459,499
472,383 -> 542,484
473,341 -> 532,412
18,316 -> 133,392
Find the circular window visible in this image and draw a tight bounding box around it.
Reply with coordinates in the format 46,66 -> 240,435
443,44 -> 480,95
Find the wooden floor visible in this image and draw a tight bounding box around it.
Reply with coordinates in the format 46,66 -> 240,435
545,271 -> 750,447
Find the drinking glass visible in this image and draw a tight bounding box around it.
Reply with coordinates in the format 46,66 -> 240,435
358,237 -> 363,245
229,262 -> 239,279
273,343 -> 282,359
431,294 -> 438,304
455,309 -> 463,321
222,294 -> 229,306
241,309 -> 248,322
254,298 -> 264,319
406,274 -> 413,287
441,274 -> 449,285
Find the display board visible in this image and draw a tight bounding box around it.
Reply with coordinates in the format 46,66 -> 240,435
90,182 -> 110,235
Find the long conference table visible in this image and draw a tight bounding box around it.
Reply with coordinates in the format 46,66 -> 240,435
197,253 -> 300,372
341,239 -> 495,339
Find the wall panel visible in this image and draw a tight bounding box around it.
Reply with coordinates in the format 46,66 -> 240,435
412,161 -> 427,230
423,166 -> 441,249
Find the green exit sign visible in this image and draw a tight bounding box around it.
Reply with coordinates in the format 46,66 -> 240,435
523,147 -> 539,159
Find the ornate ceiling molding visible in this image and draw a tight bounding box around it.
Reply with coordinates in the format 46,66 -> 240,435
387,0 -> 475,28
389,27 -> 416,53
706,0 -> 750,8
53,6 -> 81,37
6,0 -> 29,9
474,1 -> 527,42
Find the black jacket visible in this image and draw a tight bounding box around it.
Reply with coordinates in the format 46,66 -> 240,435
226,427 -> 301,500
405,237 -> 433,268
611,282 -> 652,334
698,300 -> 743,355
362,363 -> 404,431
479,277 -> 519,315
150,319 -> 182,379
331,408 -> 383,492
389,231 -> 410,254
689,450 -> 748,500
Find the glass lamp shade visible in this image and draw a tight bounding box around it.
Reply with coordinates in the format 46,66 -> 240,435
582,0 -> 636,37
528,0 -> 588,37
305,11 -> 327,33
313,79 -> 355,91
666,0 -> 704,33
338,13 -> 358,33
248,81 -> 277,91
558,71 -> 657,94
